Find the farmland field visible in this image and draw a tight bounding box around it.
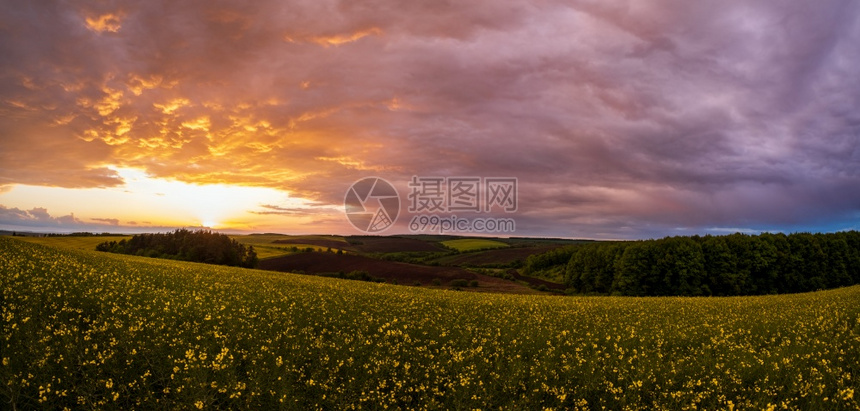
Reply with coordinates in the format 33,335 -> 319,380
426,244 -> 564,267
258,252 -> 538,294
441,238 -> 510,252
232,234 -> 348,247
1,236 -> 859,409
233,235 -> 348,260
18,235 -> 344,261
16,235 -> 132,250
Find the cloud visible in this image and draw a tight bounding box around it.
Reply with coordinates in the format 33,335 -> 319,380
91,217 -> 120,226
84,13 -> 124,33
303,27 -> 383,47
0,205 -> 30,222
0,205 -> 82,227
1,0 -> 859,237
0,204 -> 214,234
250,204 -> 339,216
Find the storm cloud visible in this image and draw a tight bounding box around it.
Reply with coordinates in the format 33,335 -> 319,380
1,0 -> 859,237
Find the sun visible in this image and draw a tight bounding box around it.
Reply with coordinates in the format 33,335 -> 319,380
113,167 -> 287,229
0,166 -> 325,232
201,220 -> 220,229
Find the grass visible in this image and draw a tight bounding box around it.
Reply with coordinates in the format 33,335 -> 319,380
252,243 -> 345,260
244,245 -> 294,260
230,234 -> 347,246
15,235 -> 131,250
231,235 -> 347,259
14,235 -> 344,261
1,236 -> 858,409
441,238 -> 509,252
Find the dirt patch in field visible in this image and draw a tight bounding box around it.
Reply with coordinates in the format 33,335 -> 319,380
258,253 -> 537,294
345,236 -> 447,253
272,236 -> 446,253
271,238 -> 347,250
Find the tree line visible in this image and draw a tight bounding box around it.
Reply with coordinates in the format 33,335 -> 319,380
96,229 -> 258,268
524,231 -> 860,296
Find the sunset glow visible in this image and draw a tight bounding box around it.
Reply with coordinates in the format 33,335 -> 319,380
0,167 -> 337,233
1,1 -> 859,237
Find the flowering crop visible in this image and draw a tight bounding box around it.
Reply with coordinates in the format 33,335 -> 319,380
1,237 -> 858,409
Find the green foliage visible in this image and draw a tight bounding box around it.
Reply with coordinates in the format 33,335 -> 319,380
375,251 -> 454,264
441,238 -> 509,252
449,279 -> 470,287
555,231 -> 860,296
96,229 -> 258,268
340,270 -> 383,283
524,245 -> 580,274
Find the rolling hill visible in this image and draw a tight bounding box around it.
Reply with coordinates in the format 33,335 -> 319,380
2,236 -> 858,409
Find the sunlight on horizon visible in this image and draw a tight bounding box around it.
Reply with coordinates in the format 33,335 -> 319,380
0,167 -> 320,231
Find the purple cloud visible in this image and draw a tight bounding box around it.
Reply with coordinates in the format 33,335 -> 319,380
1,0 -> 859,237
0,206 -> 81,228
91,217 -> 120,226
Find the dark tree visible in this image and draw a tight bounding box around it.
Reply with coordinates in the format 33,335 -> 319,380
96,229 -> 258,268
534,231 -> 860,297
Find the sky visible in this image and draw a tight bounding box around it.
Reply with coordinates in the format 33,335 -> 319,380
1,0 -> 859,239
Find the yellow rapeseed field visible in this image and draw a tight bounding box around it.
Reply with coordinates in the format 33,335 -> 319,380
1,236 -> 858,409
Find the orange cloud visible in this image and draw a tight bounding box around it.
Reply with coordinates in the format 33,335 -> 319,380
127,74 -> 165,96
181,117 -> 211,131
2,0 -> 860,238
310,27 -> 383,47
85,13 -> 123,33
154,98 -> 190,114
